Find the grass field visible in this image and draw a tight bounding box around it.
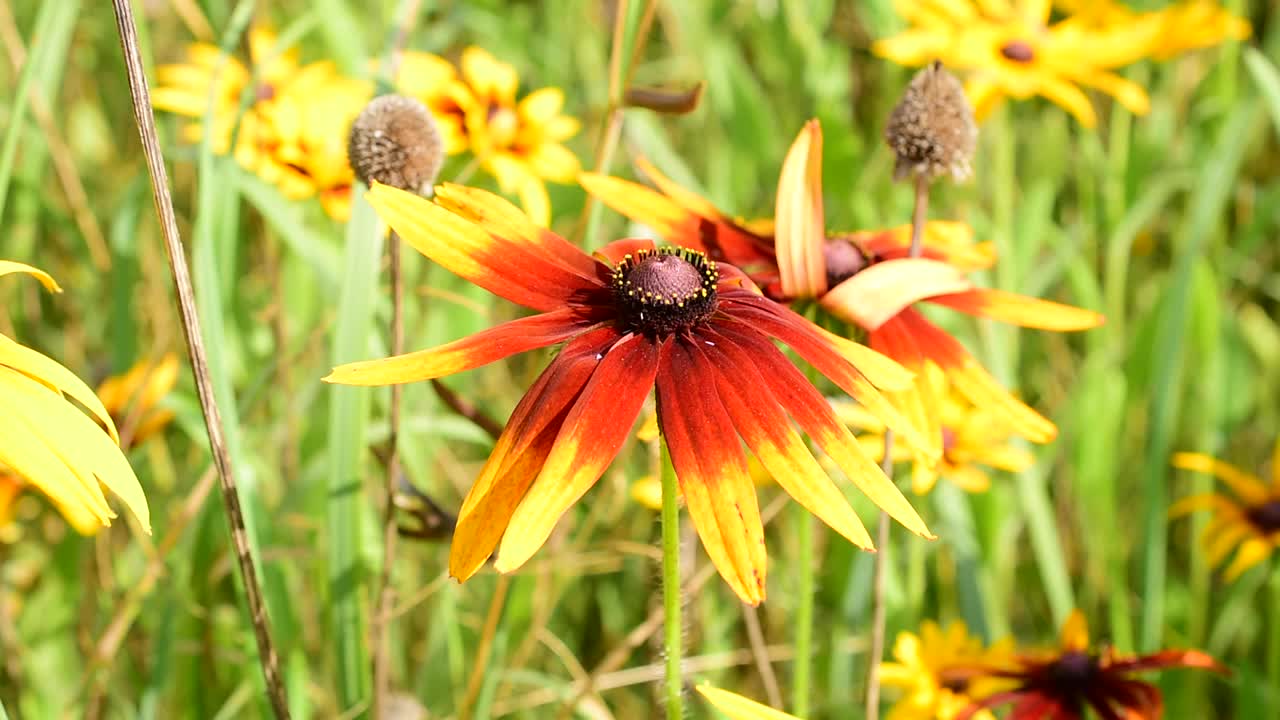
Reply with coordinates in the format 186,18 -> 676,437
1,1 -> 1279,718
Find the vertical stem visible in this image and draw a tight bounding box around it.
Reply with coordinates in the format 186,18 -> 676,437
792,507 -> 813,716
1268,565 -> 1280,696
865,432 -> 894,720
108,3 -> 290,718
908,174 -> 930,258
660,437 -> 684,718
372,231 -> 405,716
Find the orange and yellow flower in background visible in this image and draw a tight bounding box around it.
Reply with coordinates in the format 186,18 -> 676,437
837,366 -> 1033,495
96,354 -> 180,449
696,685 -> 803,720
1172,441 -> 1280,581
581,121 -> 1102,461
956,610 -> 1224,720
880,620 -> 1015,720
324,182 -> 934,605
0,261 -> 150,536
873,0 -> 1245,128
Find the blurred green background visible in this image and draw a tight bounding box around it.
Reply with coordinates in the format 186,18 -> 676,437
1,0 -> 1279,718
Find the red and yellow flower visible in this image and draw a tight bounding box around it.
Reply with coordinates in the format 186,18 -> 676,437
324,182 -> 934,605
581,121 -> 1102,460
880,620 -> 1015,720
956,610 -> 1224,720
1172,442 -> 1280,581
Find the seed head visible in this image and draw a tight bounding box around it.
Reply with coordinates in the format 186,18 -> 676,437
348,94 -> 444,195
884,61 -> 976,183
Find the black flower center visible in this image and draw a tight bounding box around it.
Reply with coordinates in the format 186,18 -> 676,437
611,247 -> 719,337
823,238 -> 868,287
1246,500 -> 1280,534
1000,41 -> 1036,63
1047,650 -> 1099,691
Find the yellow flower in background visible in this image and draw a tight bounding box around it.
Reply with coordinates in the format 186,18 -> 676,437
697,685 -> 803,720
879,620 -> 1014,720
836,367 -> 1033,495
874,0 -> 1158,127
96,354 -> 180,449
1172,442 -> 1280,581
452,47 -> 581,227
396,51 -> 473,155
1056,0 -> 1250,58
0,261 -> 150,536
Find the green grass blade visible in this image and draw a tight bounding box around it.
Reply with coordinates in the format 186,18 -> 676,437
0,1 -> 58,222
326,187 -> 383,714
1244,48 -> 1280,140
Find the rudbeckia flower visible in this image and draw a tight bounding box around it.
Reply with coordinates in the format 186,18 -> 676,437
873,0 -> 1160,127
395,51 -> 475,156
837,366 -> 1033,495
324,183 -> 933,605
880,620 -> 1015,720
581,122 -> 1103,456
697,685 -> 802,720
956,610 -> 1224,720
96,354 -> 180,449
1171,442 -> 1280,580
0,261 -> 150,535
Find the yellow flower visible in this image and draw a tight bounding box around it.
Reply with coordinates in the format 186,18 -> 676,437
395,51 -> 473,155
879,620 -> 1014,720
96,354 -> 180,449
1171,442 -> 1280,581
873,0 -> 1159,127
836,367 -> 1034,495
451,47 -> 581,227
1056,0 -> 1250,59
696,685 -> 803,720
0,261 -> 150,535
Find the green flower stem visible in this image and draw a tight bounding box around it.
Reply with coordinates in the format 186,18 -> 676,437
1268,564 -> 1280,697
660,437 -> 684,718
793,506 -> 814,716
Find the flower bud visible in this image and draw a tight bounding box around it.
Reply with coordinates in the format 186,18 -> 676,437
348,94 -> 444,195
884,61 -> 976,182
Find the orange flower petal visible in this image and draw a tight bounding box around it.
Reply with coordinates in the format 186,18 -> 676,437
821,258 -> 972,331
324,308 -> 597,386
696,335 -> 874,550
928,289 -> 1104,331
367,183 -> 601,311
658,340 -> 766,605
775,120 -> 827,299
593,238 -> 656,266
494,334 -> 659,572
719,325 -> 932,539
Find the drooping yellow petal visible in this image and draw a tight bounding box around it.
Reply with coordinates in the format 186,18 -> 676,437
0,334 -> 121,443
927,289 -> 1104,331
1172,452 -> 1270,505
0,260 -> 62,291
775,120 -> 827,299
0,400 -> 113,529
697,685 -> 804,720
1224,538 -> 1274,581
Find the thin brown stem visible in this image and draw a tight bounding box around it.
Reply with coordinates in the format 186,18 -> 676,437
908,174 -> 931,258
865,432 -> 894,720
108,3 -> 291,718
431,378 -> 504,440
372,231 -> 406,717
0,0 -> 112,270
458,574 -> 513,720
743,604 -> 784,709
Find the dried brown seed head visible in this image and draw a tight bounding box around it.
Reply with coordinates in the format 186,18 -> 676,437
884,61 -> 977,183
348,94 -> 444,195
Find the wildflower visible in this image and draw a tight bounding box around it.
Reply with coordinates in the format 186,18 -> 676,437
1171,442 -> 1280,580
348,94 -> 444,195
880,620 -> 1015,720
1056,0 -> 1250,59
837,367 -> 1033,495
697,684 -> 802,719
96,354 -> 180,449
956,610 -> 1225,720
395,52 -> 474,156
0,261 -> 150,535
873,0 -> 1159,127
422,47 -> 580,227
581,123 -> 1102,452
324,183 -> 933,605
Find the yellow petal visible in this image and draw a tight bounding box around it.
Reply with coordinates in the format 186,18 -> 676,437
821,258 -> 971,331
0,260 -> 61,292
1172,452 -> 1270,505
0,334 -> 120,444
0,396 -> 113,529
1224,538 -> 1274,581
775,120 -> 827,299
461,46 -> 518,104
696,685 -> 804,720
517,87 -> 565,124
1059,609 -> 1089,652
